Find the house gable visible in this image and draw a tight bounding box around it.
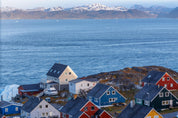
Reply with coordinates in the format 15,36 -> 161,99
99,87 -> 126,106
99,110 -> 112,118
156,72 -> 178,90
80,101 -> 99,117
145,109 -> 163,118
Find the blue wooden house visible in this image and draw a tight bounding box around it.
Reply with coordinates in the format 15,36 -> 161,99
87,83 -> 126,107
0,101 -> 22,115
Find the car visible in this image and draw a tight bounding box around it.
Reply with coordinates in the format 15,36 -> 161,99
44,87 -> 58,96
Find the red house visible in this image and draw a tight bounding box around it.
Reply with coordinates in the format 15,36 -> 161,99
142,71 -> 178,91
18,83 -> 43,96
60,97 -> 112,118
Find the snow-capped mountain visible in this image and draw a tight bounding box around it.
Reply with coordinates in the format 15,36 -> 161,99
69,3 -> 127,11
45,7 -> 63,12
1,6 -> 19,12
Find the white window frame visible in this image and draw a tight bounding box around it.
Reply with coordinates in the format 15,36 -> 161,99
5,108 -> 8,112
164,84 -> 167,88
170,83 -> 173,87
112,90 -> 116,95
162,100 -> 169,105
107,91 -> 110,95
162,77 -> 165,81
154,115 -> 159,118
15,107 -> 18,111
165,92 -> 169,97
159,92 -> 163,97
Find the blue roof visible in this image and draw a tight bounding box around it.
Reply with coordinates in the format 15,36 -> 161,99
46,63 -> 67,78
20,83 -> 42,91
22,97 -> 43,113
87,83 -> 110,98
60,97 -> 88,116
135,84 -> 163,101
142,71 -> 166,84
117,103 -> 153,118
0,101 -> 11,108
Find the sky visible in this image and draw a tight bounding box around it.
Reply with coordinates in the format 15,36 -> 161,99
1,0 -> 178,9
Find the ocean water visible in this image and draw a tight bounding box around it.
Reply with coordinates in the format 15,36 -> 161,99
1,19 -> 178,89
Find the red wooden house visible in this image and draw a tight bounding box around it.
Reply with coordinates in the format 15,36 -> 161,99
142,71 -> 178,91
59,97 -> 112,118
18,83 -> 43,96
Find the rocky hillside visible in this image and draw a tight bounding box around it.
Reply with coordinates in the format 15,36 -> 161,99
81,66 -> 178,86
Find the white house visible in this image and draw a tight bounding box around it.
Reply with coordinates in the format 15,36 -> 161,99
21,97 -> 60,118
69,78 -> 98,95
46,63 -> 78,91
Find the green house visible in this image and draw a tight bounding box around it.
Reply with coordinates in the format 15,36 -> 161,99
135,84 -> 178,111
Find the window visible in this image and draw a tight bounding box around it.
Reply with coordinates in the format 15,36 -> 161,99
46,105 -> 48,108
5,108 -> 8,112
46,112 -> 48,116
57,71 -> 60,74
159,92 -> 163,97
154,115 -> 159,118
164,84 -> 167,88
109,98 -> 112,102
94,98 -> 98,102
112,90 -> 116,95
162,101 -> 169,105
170,83 -> 173,87
84,107 -> 88,111
49,112 -> 53,116
39,105 -> 42,108
65,72 -> 67,75
162,77 -> 165,81
53,70 -> 56,73
136,98 -> 142,104
87,83 -> 90,86
42,113 -> 45,116
15,107 -> 18,111
107,91 -> 110,95
69,72 -> 71,75
165,92 -> 169,97
81,84 -> 83,87
66,79 -> 68,82
144,100 -> 150,106
91,106 -> 95,111
167,77 -> 170,81
50,69 -> 53,72
148,75 -> 151,78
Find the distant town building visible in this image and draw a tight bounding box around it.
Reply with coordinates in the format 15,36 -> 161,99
117,102 -> 163,118
142,71 -> 178,91
0,101 -> 22,115
87,83 -> 126,107
59,97 -> 112,118
46,63 -> 78,91
21,97 -> 60,118
69,78 -> 98,95
135,84 -> 178,111
18,83 -> 44,96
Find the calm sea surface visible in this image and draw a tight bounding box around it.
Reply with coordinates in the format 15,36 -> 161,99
1,19 -> 178,89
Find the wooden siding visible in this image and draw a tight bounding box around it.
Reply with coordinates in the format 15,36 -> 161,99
0,105 -> 21,115
100,87 -> 126,106
145,109 -> 163,118
99,111 -> 112,118
80,101 -> 99,117
156,73 -> 178,91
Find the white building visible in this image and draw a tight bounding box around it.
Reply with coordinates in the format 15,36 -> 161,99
46,63 -> 78,91
69,78 -> 98,94
21,97 -> 61,118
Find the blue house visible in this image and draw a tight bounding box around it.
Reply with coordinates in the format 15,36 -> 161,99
87,83 -> 126,107
0,101 -> 22,115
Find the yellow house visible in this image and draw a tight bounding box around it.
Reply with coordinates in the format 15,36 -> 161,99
117,102 -> 163,118
145,109 -> 163,118
46,63 -> 78,91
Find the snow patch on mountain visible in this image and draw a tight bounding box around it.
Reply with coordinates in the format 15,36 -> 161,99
70,3 -> 127,11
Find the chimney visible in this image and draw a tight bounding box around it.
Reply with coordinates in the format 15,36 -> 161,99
130,100 -> 135,108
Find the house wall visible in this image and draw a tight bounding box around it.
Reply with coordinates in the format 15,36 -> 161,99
156,73 -> 178,91
30,100 -> 60,118
21,110 -> 30,118
100,87 -> 126,106
0,105 -> 21,115
70,80 -> 97,94
80,101 -> 99,117
145,109 -> 163,118
151,88 -> 178,111
79,113 -> 89,118
59,66 -> 78,85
